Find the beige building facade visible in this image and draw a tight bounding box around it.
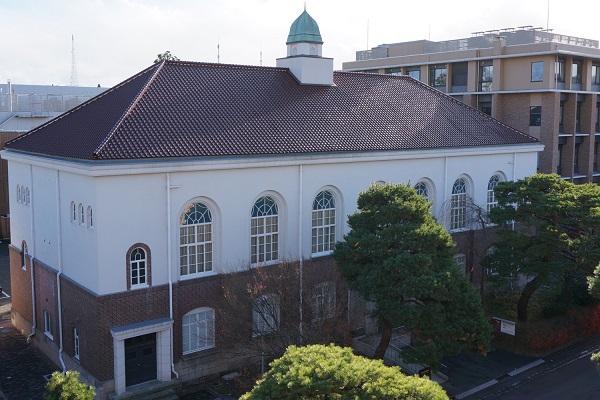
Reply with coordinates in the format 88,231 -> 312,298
343,27 -> 600,183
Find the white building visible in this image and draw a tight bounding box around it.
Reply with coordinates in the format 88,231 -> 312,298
2,9 -> 542,399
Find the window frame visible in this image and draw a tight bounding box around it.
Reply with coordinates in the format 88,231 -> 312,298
531,61 -> 544,82
414,181 -> 430,202
312,281 -> 336,322
86,206 -> 93,229
479,61 -> 493,91
252,294 -> 280,337
311,190 -> 336,257
530,106 -> 542,126
74,328 -> 80,360
486,174 -> 503,221
592,65 -> 600,85
555,59 -> 565,83
429,64 -> 447,88
179,202 -> 213,277
450,177 -> 469,231
407,68 -> 420,80
44,310 -> 53,340
182,307 -> 215,355
78,203 -> 85,226
250,196 -> 279,265
572,61 -> 582,84
454,253 -> 467,274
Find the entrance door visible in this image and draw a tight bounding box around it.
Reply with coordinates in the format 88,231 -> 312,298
125,333 -> 157,387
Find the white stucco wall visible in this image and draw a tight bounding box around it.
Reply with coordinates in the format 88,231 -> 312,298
2,144 -> 542,296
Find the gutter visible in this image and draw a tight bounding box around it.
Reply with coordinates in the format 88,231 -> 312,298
166,172 -> 179,379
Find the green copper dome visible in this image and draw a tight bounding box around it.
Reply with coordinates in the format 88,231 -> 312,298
286,10 -> 323,44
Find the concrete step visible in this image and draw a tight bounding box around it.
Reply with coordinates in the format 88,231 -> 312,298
108,380 -> 181,400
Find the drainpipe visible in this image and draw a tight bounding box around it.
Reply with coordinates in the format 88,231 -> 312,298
27,165 -> 36,342
298,165 -> 303,344
55,170 -> 66,372
166,173 -> 179,378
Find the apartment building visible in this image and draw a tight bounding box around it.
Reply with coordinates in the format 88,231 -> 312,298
343,27 -> 600,183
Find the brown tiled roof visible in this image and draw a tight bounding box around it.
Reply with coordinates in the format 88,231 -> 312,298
6,61 -> 538,160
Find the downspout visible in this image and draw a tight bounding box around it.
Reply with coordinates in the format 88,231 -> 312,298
27,165 -> 36,343
55,170 -> 66,372
298,165 -> 303,344
166,173 -> 179,378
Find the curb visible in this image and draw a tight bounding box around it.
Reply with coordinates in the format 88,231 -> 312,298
454,359 -> 545,399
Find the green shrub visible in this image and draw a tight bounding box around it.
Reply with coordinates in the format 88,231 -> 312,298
241,344 -> 449,400
45,371 -> 95,400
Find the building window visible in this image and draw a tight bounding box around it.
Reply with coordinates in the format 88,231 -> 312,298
430,65 -> 447,89
16,185 -> 21,203
21,241 -> 28,270
387,68 -> 403,76
312,282 -> 336,321
182,308 -> 215,354
596,104 -> 600,133
574,143 -> 581,174
454,254 -> 467,274
560,102 -> 565,133
78,203 -> 85,226
479,101 -> 492,116
129,247 -> 147,288
87,206 -> 93,229
450,178 -> 468,231
530,106 -> 542,126
44,311 -> 53,340
593,65 -> 600,85
572,61 -> 582,84
555,59 -> 565,82
251,196 -> 279,264
576,102 -> 582,132
479,61 -> 493,91
180,202 -> 212,276
312,191 -> 336,256
486,174 -> 502,219
414,181 -> 429,201
594,142 -> 599,172
71,202 -> 77,223
74,328 -> 80,360
252,294 -> 280,337
557,144 -> 564,176
407,68 -> 420,80
531,62 -> 543,82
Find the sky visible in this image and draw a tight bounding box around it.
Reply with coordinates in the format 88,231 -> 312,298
1,0 -> 599,88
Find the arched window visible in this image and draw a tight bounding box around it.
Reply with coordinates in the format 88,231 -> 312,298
16,185 -> 21,204
252,294 -> 280,337
414,181 -> 429,201
71,202 -> 77,223
450,178 -> 468,230
487,174 -> 503,219
73,328 -> 80,360
129,248 -> 147,288
25,187 -> 30,206
251,196 -> 279,264
182,307 -> 215,354
78,203 -> 85,226
87,206 -> 93,229
312,191 -> 336,255
180,203 -> 213,276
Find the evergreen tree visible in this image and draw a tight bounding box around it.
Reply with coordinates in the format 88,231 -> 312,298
334,183 -> 491,368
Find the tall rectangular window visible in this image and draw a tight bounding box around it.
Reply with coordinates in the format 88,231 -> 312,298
44,311 -> 53,340
555,60 -> 565,82
479,62 -> 493,91
74,328 -> 80,360
593,65 -> 600,85
576,102 -> 582,132
574,143 -> 581,174
560,102 -> 565,133
430,65 -> 447,89
572,61 -> 582,84
530,106 -> 542,126
251,197 -> 279,264
596,104 -> 600,132
594,142 -> 599,172
531,62 -> 544,82
557,144 -> 564,176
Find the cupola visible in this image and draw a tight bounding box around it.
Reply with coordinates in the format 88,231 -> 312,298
276,8 -> 333,85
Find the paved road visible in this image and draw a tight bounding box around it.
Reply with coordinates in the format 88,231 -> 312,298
464,334 -> 600,399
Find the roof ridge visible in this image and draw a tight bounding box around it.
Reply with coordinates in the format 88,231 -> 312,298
92,63 -> 164,159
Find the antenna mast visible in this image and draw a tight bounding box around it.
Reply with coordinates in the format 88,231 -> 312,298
70,34 -> 79,86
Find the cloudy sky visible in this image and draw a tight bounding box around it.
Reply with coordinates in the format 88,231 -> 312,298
1,0 -> 598,88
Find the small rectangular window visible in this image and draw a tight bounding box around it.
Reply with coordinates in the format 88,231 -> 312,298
531,62 -> 544,82
44,311 -> 53,340
430,65 -> 447,88
555,60 -> 565,82
530,106 -> 542,126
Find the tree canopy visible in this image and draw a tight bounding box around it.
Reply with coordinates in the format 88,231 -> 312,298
333,183 -> 491,368
154,50 -> 180,63
485,174 -> 600,321
240,344 -> 449,400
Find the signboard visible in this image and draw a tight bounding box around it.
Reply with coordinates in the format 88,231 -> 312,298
493,317 -> 516,336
